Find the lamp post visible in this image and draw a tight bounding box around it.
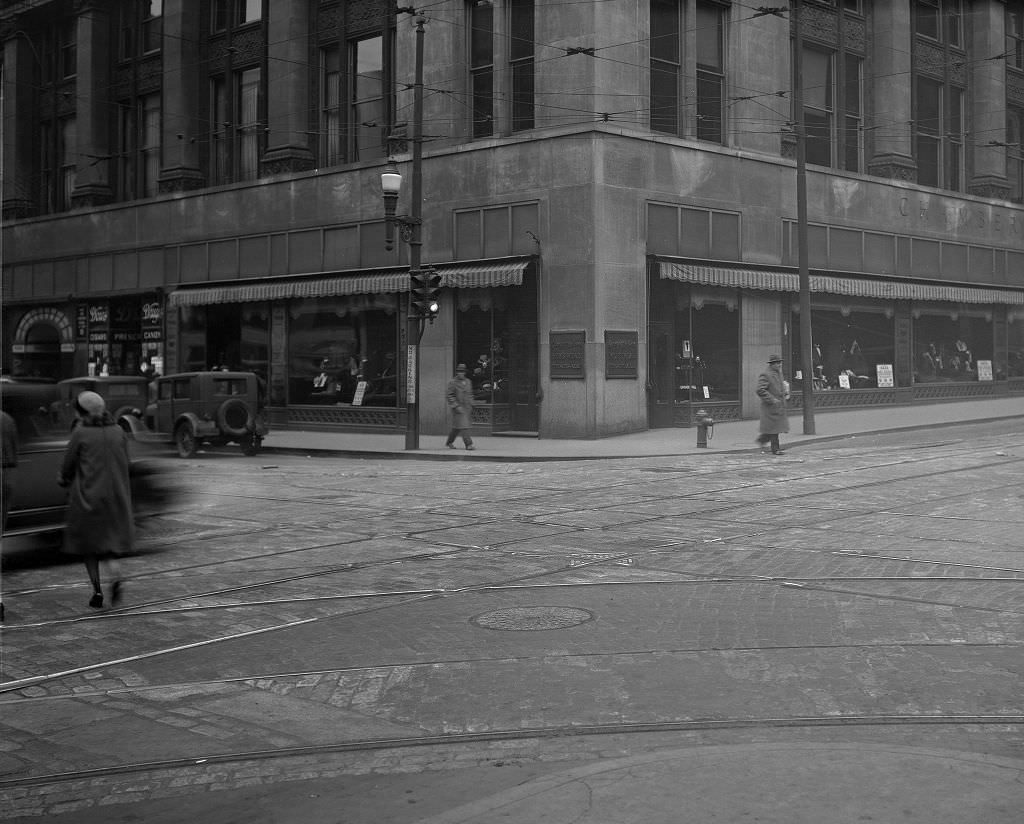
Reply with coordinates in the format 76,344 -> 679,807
381,14 -> 426,451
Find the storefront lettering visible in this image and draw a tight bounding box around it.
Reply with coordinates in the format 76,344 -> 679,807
898,195 -> 1023,238
142,302 -> 163,324
89,305 -> 109,324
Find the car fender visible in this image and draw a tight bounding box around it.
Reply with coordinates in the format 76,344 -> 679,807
176,412 -> 218,439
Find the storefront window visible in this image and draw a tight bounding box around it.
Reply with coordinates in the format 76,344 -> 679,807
1008,310 -> 1024,378
671,289 -> 739,402
792,304 -> 894,389
912,307 -> 991,383
287,294 -> 398,406
179,302 -> 269,380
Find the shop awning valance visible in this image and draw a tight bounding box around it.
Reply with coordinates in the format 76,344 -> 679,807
169,257 -> 535,307
656,259 -> 1024,305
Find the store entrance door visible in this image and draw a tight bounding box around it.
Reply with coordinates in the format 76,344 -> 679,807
504,320 -> 538,432
647,321 -> 676,427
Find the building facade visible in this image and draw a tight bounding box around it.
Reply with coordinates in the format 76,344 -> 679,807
3,0 -> 1023,439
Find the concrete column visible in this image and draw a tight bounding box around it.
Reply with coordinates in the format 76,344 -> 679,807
263,0 -> 315,174
2,31 -> 38,218
159,0 -> 205,192
71,0 -> 113,207
867,2 -> 915,181
732,4 -> 788,155
741,293 -> 785,418
969,0 -> 1010,199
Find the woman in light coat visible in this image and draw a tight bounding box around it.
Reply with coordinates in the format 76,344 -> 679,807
59,391 -> 133,608
755,354 -> 790,455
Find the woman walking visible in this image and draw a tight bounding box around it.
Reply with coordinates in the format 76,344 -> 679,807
59,391 -> 133,608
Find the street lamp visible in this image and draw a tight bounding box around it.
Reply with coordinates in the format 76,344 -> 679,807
380,14 -> 428,451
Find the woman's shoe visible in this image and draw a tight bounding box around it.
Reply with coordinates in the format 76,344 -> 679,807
89,593 -> 104,609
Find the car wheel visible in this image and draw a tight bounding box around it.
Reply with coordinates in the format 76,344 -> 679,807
175,422 -> 197,458
240,433 -> 261,456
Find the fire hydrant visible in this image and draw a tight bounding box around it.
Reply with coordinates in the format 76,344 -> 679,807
695,408 -> 714,448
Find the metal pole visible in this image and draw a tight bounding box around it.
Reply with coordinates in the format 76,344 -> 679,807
793,0 -> 815,434
405,16 -> 426,451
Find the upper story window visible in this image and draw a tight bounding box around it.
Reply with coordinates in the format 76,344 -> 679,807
695,1 -> 726,143
120,0 -> 163,59
1008,108 -> 1024,204
41,18 -> 76,82
319,36 -> 386,166
212,0 -> 262,32
1008,8 -> 1024,72
40,117 -> 76,213
650,0 -> 727,144
469,0 -> 495,138
800,46 -> 863,172
118,93 -> 162,200
211,67 -> 262,184
510,0 -> 535,132
915,75 -> 963,190
914,0 -> 962,48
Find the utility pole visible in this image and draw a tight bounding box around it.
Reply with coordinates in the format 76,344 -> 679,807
793,0 -> 816,434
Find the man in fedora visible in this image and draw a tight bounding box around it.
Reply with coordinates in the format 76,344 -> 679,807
445,363 -> 476,450
755,354 -> 790,455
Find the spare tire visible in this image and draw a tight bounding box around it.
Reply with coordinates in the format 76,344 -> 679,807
216,398 -> 252,439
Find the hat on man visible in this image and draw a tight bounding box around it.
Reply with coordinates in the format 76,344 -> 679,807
75,390 -> 106,417
768,354 -> 783,363
456,363 -> 467,371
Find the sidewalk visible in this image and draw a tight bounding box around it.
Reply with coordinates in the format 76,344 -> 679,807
263,397 -> 1024,461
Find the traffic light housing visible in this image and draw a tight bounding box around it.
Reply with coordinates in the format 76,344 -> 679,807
411,268 -> 442,322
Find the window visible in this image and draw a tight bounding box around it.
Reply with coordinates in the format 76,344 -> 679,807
470,0 -> 495,137
1008,109 -> 1024,204
118,93 -> 162,200
915,0 -> 962,48
318,37 -> 385,166
210,68 -> 262,184
800,47 -> 863,171
695,1 -> 725,143
320,47 -> 343,165
1009,7 -> 1024,71
212,0 -> 261,31
510,0 -> 535,132
914,76 -> 962,190
40,117 -> 76,213
120,1 -> 163,59
650,0 -> 680,134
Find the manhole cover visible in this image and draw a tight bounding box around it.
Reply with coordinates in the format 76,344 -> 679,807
471,606 -> 593,631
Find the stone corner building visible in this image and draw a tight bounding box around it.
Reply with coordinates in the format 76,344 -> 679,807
3,0 -> 1023,440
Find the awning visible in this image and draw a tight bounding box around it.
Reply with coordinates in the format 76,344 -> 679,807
169,257 -> 535,307
656,259 -> 1024,305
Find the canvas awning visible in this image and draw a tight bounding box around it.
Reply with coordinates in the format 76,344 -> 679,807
656,259 -> 1024,305
169,257 -> 535,307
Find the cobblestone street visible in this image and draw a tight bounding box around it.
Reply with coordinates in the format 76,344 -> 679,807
1,422 -> 1023,822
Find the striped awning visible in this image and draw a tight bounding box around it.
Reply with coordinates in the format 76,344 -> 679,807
169,257 -> 535,307
657,259 -> 1024,305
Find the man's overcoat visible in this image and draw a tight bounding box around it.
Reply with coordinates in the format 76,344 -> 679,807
756,367 -> 790,435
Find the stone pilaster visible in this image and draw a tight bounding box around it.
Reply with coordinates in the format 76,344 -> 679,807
2,28 -> 39,219
159,0 -> 206,193
969,0 -> 1011,200
262,0 -> 315,176
71,0 -> 114,208
867,2 -> 915,181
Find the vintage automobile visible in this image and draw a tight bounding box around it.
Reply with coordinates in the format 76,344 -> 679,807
1,379 -> 177,539
123,370 -> 269,458
53,375 -> 151,431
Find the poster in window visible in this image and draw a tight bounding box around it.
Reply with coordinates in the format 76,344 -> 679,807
977,360 -> 993,381
876,364 -> 894,388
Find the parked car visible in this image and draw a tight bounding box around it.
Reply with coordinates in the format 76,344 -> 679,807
1,380 -> 177,539
122,370 -> 269,458
53,375 -> 151,431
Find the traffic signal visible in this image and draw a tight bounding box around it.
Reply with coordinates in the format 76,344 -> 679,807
411,268 -> 442,321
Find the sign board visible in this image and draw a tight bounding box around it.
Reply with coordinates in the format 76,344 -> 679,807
604,330 -> 638,379
550,331 -> 585,379
681,339 -> 692,358
352,380 -> 368,406
406,345 -> 417,402
876,363 -> 894,388
838,373 -> 851,389
977,359 -> 993,381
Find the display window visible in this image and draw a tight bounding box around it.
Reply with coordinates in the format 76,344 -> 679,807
286,294 -> 398,406
912,306 -> 991,383
792,302 -> 895,389
1008,310 -> 1024,378
180,302 -> 270,381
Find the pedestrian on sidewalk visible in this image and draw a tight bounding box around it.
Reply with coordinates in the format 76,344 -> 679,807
1,409 -> 18,621
445,363 -> 476,450
755,354 -> 790,455
58,391 -> 133,609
